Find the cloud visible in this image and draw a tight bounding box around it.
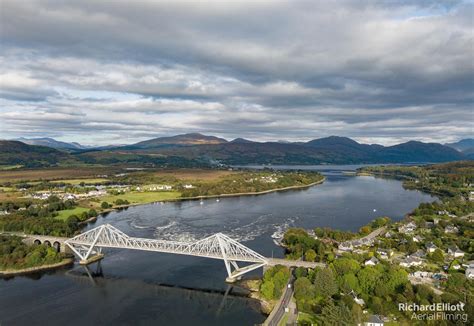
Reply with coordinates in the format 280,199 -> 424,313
0,0 -> 472,145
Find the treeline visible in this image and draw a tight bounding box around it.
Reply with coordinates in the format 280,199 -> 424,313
181,171 -> 323,197
360,161 -> 474,198
0,196 -> 88,237
259,265 -> 291,300
0,235 -> 64,270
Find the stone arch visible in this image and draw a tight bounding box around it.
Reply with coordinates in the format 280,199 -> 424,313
34,239 -> 41,245
43,240 -> 51,247
53,241 -> 61,252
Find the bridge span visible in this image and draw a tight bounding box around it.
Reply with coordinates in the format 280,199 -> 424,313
65,224 -> 323,282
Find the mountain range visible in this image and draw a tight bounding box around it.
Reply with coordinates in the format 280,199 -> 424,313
2,133 -> 471,168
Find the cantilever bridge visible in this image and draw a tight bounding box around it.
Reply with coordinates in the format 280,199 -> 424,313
65,224 -> 323,282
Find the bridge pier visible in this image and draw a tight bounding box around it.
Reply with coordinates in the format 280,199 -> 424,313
79,254 -> 104,266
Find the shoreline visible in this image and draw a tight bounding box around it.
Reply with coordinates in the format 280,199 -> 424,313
0,258 -> 74,277
98,177 -> 326,214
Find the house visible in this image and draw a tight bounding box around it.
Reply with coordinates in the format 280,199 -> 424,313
377,248 -> 393,259
350,290 -> 365,306
444,225 -> 459,234
183,184 -> 194,189
338,242 -> 353,251
424,221 -> 435,228
400,256 -> 423,268
447,246 -> 465,258
412,271 -> 431,278
426,242 -> 438,253
398,222 -> 416,234
364,315 -> 384,326
465,262 -> 474,279
365,257 -> 379,266
412,235 -> 423,243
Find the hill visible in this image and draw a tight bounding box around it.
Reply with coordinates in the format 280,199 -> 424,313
0,141 -> 73,167
129,133 -> 228,149
445,139 -> 474,153
15,137 -> 87,151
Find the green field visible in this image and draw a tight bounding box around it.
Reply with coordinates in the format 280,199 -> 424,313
55,207 -> 90,220
51,178 -> 109,185
102,191 -> 181,205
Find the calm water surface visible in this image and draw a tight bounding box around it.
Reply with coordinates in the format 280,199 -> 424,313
0,166 -> 436,325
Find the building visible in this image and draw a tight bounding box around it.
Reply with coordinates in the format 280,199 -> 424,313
412,235 -> 423,243
465,262 -> 474,279
444,225 -> 459,234
400,256 -> 423,268
398,222 -> 416,234
365,257 -> 379,266
364,315 -> 384,326
338,242 -> 353,251
447,246 -> 465,258
183,184 -> 194,189
376,248 -> 393,259
425,242 -> 437,253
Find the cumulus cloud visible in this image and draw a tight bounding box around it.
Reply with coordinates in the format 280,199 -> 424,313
0,0 -> 472,145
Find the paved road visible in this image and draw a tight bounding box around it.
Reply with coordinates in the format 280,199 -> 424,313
264,272 -> 295,326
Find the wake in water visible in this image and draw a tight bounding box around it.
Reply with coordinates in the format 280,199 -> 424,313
138,213 -> 300,244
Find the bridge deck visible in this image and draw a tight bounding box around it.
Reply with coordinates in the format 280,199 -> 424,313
266,258 -> 325,268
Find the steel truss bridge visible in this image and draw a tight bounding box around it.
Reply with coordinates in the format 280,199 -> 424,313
65,224 -> 270,281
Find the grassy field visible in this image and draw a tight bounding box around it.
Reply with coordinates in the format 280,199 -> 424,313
0,167 -> 116,183
55,207 -> 91,220
150,169 -> 235,181
102,191 -> 181,205
51,178 -> 109,185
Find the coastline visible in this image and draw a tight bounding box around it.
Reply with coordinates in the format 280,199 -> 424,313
0,258 -> 74,277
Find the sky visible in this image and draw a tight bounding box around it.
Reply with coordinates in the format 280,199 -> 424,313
0,0 -> 472,146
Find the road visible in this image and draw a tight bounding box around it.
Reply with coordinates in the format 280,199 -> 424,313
263,272 -> 295,326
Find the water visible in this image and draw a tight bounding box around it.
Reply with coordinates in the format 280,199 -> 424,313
0,167 -> 436,325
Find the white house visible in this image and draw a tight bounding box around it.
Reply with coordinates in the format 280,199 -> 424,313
466,262 -> 474,279
364,315 -> 384,326
400,256 -> 423,268
338,242 -> 353,251
376,248 -> 393,260
399,222 -> 416,234
426,242 -> 438,253
444,225 -> 459,234
413,235 -> 423,243
447,246 -> 465,258
365,257 -> 379,266
183,184 -> 194,189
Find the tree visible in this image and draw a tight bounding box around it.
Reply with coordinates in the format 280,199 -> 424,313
314,267 -> 338,298
260,279 -> 275,300
101,202 -> 110,209
305,249 -> 316,262
340,273 -> 360,293
430,249 -> 444,263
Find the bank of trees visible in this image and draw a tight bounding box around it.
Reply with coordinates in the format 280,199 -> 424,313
259,265 -> 290,300
0,235 -> 63,270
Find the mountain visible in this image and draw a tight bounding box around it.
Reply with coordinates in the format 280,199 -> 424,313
128,133 -> 228,149
230,138 -> 255,144
378,141 -> 466,163
15,137 -> 88,151
445,139 -> 474,152
119,136 -> 465,165
0,140 -> 73,167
